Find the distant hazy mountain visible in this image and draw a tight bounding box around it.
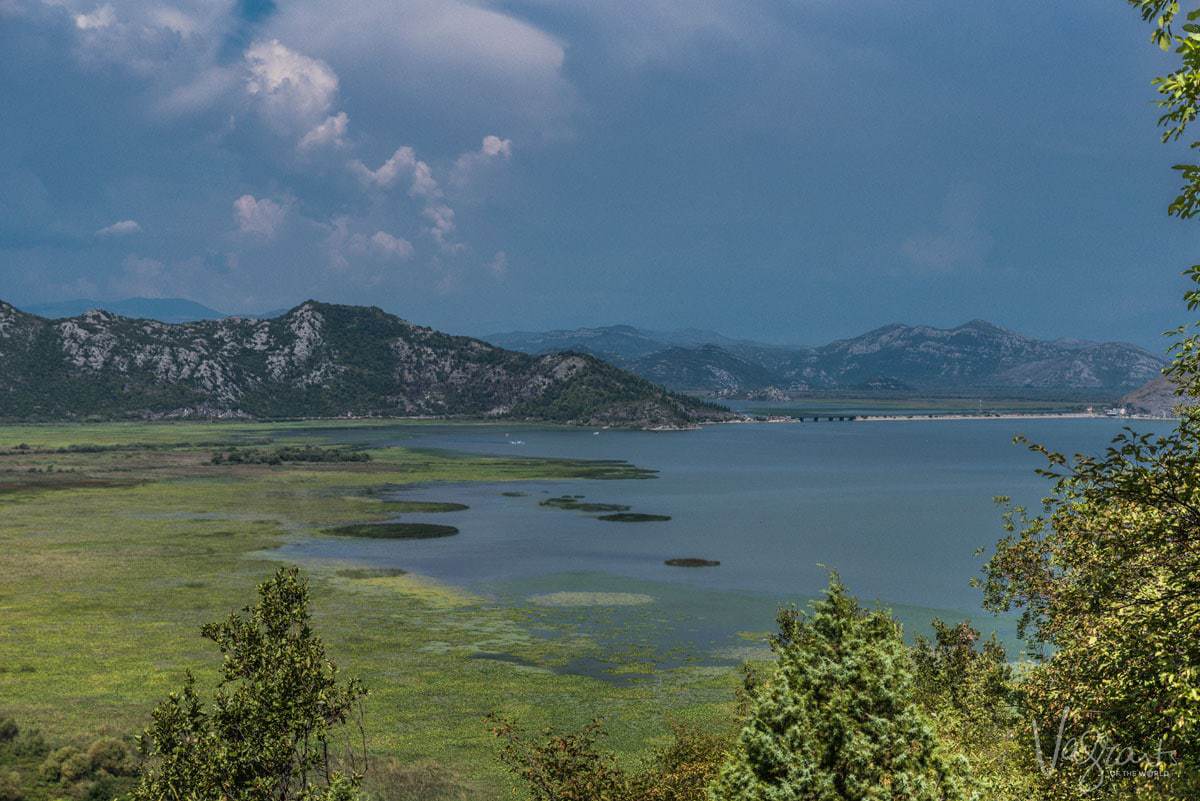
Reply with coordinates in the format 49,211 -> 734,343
0,300 -> 731,426
488,325 -> 787,364
628,345 -> 781,394
487,320 -> 1164,398
490,325 -> 673,362
21,297 -> 226,323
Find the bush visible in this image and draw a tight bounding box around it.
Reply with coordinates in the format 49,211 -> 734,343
85,738 -> 133,776
489,718 -> 629,801
489,718 -> 728,801
0,772 -> 23,801
0,719 -> 16,743
8,729 -> 47,759
631,723 -> 727,801
39,746 -> 81,782
81,773 -> 135,801
58,749 -> 93,783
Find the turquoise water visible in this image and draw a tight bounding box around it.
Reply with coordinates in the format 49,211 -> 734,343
280,418 -> 1172,663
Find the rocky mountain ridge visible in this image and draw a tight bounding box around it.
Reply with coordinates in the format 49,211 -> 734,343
0,300 -> 732,426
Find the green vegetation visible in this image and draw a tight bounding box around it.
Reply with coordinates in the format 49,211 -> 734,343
0,716 -> 137,801
378,500 -> 469,513
911,621 -> 1033,801
528,592 -> 657,608
0,421 -> 731,800
537,494 -> 670,522
5,7 -> 1199,801
133,568 -> 366,801
712,576 -> 966,800
212,445 -> 371,465
334,568 -> 408,580
490,718 -> 728,801
324,523 -> 460,539
597,513 -> 671,523
539,495 -> 631,513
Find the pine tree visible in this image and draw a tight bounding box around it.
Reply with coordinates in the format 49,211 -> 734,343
711,576 -> 966,801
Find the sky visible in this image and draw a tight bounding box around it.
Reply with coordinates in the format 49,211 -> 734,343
0,1 -> 1195,350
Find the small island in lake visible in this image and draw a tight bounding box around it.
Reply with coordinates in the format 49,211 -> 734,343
324,523 -> 459,539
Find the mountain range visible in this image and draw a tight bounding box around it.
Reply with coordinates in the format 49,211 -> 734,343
20,297 -> 227,324
0,300 -> 731,426
487,321 -> 1165,399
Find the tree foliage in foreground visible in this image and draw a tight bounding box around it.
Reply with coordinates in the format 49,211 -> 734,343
711,576 -> 966,801
1130,0 -> 1200,391
910,621 -> 1035,801
489,717 -> 727,801
966,5 -> 1200,798
981,429 -> 1200,798
133,568 -> 367,801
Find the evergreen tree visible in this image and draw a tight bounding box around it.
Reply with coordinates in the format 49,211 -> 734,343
711,576 -> 966,801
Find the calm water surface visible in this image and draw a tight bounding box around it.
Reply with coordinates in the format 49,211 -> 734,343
279,418 -> 1171,660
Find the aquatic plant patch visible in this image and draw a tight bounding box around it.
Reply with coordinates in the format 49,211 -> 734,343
529,592 -> 656,607
597,513 -> 672,523
324,523 -> 460,539
539,495 -> 631,513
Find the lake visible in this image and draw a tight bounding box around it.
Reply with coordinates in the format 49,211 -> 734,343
279,417 -> 1171,664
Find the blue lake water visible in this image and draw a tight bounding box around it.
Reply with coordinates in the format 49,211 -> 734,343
279,417 -> 1172,663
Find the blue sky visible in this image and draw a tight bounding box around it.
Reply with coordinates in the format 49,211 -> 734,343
0,1 -> 1193,349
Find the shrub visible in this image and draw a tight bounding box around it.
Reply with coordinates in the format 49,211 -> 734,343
712,575 -> 967,800
8,729 -> 47,760
85,738 -> 133,776
0,772 -> 23,801
0,719 -> 16,743
489,718 -> 728,801
39,746 -> 80,782
59,750 -> 93,783
489,717 -> 629,801
631,723 -> 727,801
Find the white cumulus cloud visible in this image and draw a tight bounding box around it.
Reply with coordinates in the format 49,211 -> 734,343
298,111 -> 349,151
369,230 -> 414,259
422,203 -> 459,251
244,39 -> 339,130
74,4 -> 115,30
148,6 -> 196,36
351,145 -> 464,251
481,135 -> 512,158
350,146 -> 429,192
451,134 -> 513,185
96,219 -> 141,236
233,194 -> 286,237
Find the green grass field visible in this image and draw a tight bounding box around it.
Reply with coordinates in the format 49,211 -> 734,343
0,422 -> 737,798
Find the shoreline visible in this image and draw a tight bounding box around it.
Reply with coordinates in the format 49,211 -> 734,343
725,412 -> 1177,424
853,412 -> 1170,422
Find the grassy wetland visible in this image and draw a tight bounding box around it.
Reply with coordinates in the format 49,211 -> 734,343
0,421 -> 734,798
